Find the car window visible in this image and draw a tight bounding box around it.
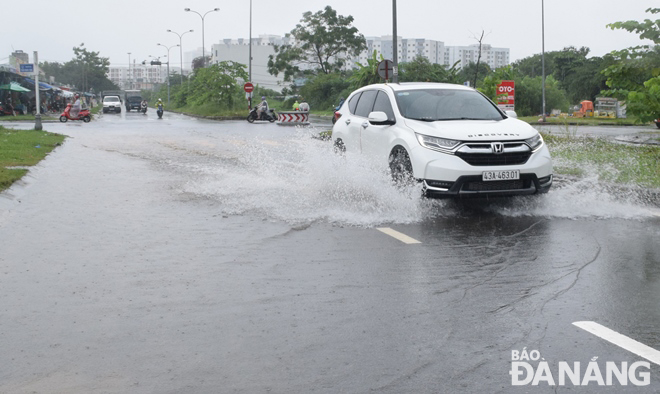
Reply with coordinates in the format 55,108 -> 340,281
394,89 -> 504,121
372,91 -> 395,122
105,97 -> 119,102
348,92 -> 361,114
354,90 -> 378,118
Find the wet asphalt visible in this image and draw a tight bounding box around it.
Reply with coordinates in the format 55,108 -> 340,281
0,111 -> 660,393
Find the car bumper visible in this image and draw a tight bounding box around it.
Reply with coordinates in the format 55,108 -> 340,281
410,144 -> 553,197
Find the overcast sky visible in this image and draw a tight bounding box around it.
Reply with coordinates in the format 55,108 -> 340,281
2,0 -> 656,67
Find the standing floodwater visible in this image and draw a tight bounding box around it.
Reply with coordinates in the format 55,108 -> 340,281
1,113 -> 659,393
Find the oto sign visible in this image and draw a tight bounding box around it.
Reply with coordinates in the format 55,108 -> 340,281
243,82 -> 254,93
496,80 -> 515,111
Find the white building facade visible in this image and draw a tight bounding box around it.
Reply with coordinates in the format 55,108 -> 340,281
360,36 -> 509,70
210,35 -> 289,92
107,64 -> 181,90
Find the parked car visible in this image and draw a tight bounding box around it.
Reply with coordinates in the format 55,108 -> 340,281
332,82 -> 553,198
102,96 -> 122,113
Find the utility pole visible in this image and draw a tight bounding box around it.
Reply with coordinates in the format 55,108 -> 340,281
248,0 -> 253,109
34,51 -> 42,131
542,0 -> 546,122
392,0 -> 399,83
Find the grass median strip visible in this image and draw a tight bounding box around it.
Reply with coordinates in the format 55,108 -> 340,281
0,125 -> 65,192
542,133 -> 660,189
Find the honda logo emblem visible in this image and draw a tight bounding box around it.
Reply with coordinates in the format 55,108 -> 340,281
491,142 -> 504,154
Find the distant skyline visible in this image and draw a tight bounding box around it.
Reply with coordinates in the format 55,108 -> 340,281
2,0 -> 656,68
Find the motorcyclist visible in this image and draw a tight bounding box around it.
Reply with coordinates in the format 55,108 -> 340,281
71,94 -> 82,118
157,98 -> 164,109
299,99 -> 309,112
257,96 -> 269,120
292,100 -> 300,111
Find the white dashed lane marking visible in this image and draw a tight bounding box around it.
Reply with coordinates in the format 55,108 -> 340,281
573,321 -> 660,366
376,227 -> 422,244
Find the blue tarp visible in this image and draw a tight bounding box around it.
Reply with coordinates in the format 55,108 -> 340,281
23,78 -> 55,91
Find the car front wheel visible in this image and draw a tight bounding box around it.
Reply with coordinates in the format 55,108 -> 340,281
389,147 -> 415,186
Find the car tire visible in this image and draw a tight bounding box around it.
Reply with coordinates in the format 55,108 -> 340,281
333,139 -> 346,155
389,147 -> 414,186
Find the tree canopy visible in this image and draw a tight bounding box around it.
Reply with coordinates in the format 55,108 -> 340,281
268,6 -> 366,82
602,8 -> 660,122
40,44 -> 117,92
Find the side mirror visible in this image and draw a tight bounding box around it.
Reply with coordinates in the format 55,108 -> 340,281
505,110 -> 518,119
368,111 -> 395,125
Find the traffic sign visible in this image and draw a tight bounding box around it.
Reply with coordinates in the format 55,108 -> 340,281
243,82 -> 254,93
20,63 -> 34,74
377,60 -> 394,80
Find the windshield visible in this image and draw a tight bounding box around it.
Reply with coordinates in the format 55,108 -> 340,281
394,89 -> 504,121
104,97 -> 119,102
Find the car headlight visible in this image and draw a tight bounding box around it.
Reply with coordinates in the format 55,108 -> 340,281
525,133 -> 543,150
416,133 -> 460,151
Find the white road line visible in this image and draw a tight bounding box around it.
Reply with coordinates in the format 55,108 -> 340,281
573,321 -> 660,366
376,227 -> 422,244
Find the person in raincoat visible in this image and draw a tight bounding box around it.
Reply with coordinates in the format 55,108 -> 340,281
292,100 -> 300,111
71,94 -> 82,118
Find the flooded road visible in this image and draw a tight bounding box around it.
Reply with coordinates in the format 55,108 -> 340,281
1,112 -> 659,393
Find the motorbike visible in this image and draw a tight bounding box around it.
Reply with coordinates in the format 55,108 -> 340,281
157,104 -> 163,119
0,101 -> 15,116
59,104 -> 91,123
247,107 -> 277,123
655,118 -> 660,129
140,101 -> 148,114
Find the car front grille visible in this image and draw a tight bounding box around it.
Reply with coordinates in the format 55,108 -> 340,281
455,151 -> 532,166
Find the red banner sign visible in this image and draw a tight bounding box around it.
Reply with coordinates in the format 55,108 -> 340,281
496,80 -> 515,111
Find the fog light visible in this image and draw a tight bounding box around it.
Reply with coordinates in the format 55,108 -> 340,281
426,180 -> 454,190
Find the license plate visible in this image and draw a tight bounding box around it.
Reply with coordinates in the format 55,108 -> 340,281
482,170 -> 520,181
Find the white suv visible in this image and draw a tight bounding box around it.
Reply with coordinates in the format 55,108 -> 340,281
332,83 -> 553,197
102,96 -> 122,113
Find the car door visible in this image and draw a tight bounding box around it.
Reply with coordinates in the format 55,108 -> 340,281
336,92 -> 362,152
360,90 -> 396,161
350,90 -> 378,153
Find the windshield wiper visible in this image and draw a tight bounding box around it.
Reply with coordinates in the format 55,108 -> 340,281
407,117 -> 437,122
435,117 -> 493,121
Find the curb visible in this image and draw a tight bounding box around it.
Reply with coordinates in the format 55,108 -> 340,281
164,109 -> 244,121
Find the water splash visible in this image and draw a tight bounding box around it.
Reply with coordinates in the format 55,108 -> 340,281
106,127 -> 658,226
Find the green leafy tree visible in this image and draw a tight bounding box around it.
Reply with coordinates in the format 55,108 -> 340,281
348,51 -> 384,90
399,56 -> 461,84
40,44 -> 117,92
459,62 -> 492,88
602,8 -> 660,122
268,6 -> 366,82
298,72 -> 351,111
185,61 -> 248,107
514,75 -> 570,116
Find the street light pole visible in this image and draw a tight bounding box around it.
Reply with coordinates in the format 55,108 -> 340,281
184,7 -> 220,68
541,0 -> 546,122
157,43 -> 180,106
127,52 -> 131,89
167,29 -> 194,85
392,0 -> 398,83
249,0 -> 252,109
